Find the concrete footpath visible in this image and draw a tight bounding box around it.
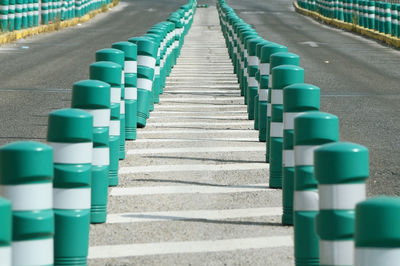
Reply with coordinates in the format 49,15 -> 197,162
88,5 -> 294,265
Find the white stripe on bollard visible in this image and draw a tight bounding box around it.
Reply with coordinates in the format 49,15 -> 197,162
283,112 -> 304,130
53,188 -> 91,209
85,109 -> 110,127
248,77 -> 258,87
12,239 -> 53,265
0,247 -> 11,266
92,147 -> 110,166
120,100 -> 125,114
48,142 -> 92,164
109,120 -> 120,136
0,183 -> 52,210
270,122 -> 283,137
294,145 -> 318,166
248,56 -> 259,66
355,248 -> 400,266
271,89 -> 283,104
283,150 -> 295,167
320,240 -> 354,265
125,87 -> 137,100
259,90 -> 268,101
111,87 -> 121,104
260,63 -> 270,75
294,191 -> 319,211
137,78 -> 153,91
137,55 -> 156,69
319,184 -> 366,209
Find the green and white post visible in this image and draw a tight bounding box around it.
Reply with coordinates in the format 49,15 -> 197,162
282,83 -> 320,226
0,141 -> 54,265
47,108 -> 92,265
90,61 -> 122,186
315,142 -> 369,266
71,80 -> 111,224
0,197 -> 11,266
245,37 -> 262,120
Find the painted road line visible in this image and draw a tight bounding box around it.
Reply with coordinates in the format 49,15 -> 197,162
138,129 -> 255,135
155,104 -> 243,109
127,146 -> 265,155
110,183 -> 270,196
149,121 -> 253,127
133,137 -> 257,143
157,97 -> 243,101
151,111 -> 247,114
119,163 -> 269,174
106,207 -> 282,224
165,85 -> 239,89
88,236 -> 293,259
148,115 -> 248,120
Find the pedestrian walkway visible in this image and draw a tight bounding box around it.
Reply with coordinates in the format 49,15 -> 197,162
88,5 -> 294,265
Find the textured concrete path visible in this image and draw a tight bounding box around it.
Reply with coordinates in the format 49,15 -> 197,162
88,6 -> 294,265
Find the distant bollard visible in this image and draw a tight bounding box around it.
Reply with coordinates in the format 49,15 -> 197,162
315,142 -> 369,266
71,80 -> 110,223
8,0 -> 14,31
391,4 -> 398,37
269,63 -> 304,188
384,2 -> 391,35
242,31 -> 258,105
148,27 -> 167,94
47,108 -> 92,265
259,42 -> 287,145
0,0 -> 8,32
0,141 -> 54,265
95,48 -> 126,160
128,36 -> 158,127
0,197 -> 11,266
293,112 -> 338,265
90,61 -> 122,186
368,1 -> 375,30
145,33 -> 162,106
355,196 -> 400,266
282,83 -> 320,226
112,41 -> 138,140
246,37 -> 262,120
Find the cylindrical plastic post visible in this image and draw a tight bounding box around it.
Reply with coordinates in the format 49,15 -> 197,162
315,142 -> 369,266
144,33 -> 162,106
246,37 -> 262,120
71,80 -> 111,223
0,141 -> 54,265
355,196 -> 400,266
293,112 -> 339,265
8,0 -> 14,31
385,2 -> 392,34
0,197 -> 11,266
269,64 -> 304,188
40,0 -> 48,24
47,108 -> 92,265
95,48 -> 126,160
0,0 -> 9,32
282,83 -> 320,226
112,41 -> 138,140
90,61 -> 122,186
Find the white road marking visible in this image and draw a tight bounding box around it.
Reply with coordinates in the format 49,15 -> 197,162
151,110 -> 247,114
149,121 -> 253,127
106,207 -> 281,223
127,146 -> 265,155
139,129 -> 255,135
155,104 -> 243,109
88,236 -> 293,259
133,137 -> 256,143
158,97 -> 242,101
119,163 -> 269,174
148,115 -> 247,120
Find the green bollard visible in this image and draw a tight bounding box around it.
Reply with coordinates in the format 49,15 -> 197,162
47,108 -> 92,265
145,33 -> 162,106
32,0 -> 37,26
71,80 -> 111,224
15,0 -> 21,29
315,141 -> 368,266
90,61 -> 122,186
41,0 -> 48,24
385,2 -> 392,35
294,112 -> 339,265
0,197 -> 11,265
128,36 -> 157,127
27,0 -> 32,27
8,0 -> 14,31
148,28 -> 167,94
355,196 -> 400,265
282,83 -> 320,226
246,37 -> 262,120
269,64 -> 304,188
0,0 -> 8,32
95,48 -> 126,160
112,41 -> 138,141
391,4 -> 398,37
259,42 -> 287,148
0,141 -> 54,265
242,31 -> 259,106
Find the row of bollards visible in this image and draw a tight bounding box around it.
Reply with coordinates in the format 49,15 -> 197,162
0,0 -> 198,265
217,0 -> 400,265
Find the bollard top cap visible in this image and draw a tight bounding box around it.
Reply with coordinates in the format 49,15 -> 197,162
270,52 -> 299,69
128,36 -> 158,57
89,61 -> 122,86
271,64 -> 304,90
256,40 -> 271,58
0,141 -> 53,185
355,196 -> 400,248
314,141 -> 369,184
47,108 -> 93,143
72,80 -> 111,109
112,41 -> 137,60
144,33 -> 161,44
260,43 -> 288,63
247,37 -> 264,56
294,111 -> 339,146
96,48 -> 125,68
283,83 -> 320,112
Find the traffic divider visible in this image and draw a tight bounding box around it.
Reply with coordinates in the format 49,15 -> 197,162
0,197 -> 11,265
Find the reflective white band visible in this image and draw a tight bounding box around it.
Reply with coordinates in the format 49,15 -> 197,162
137,55 -> 156,69
92,147 -> 109,166
244,50 -> 248,59
319,183 -> 366,210
111,87 -> 121,104
110,120 -> 120,136
267,103 -> 271,116
125,87 -> 137,100
0,246 -> 11,266
85,109 -> 110,128
283,150 -> 294,167
120,100 -> 125,114
16,4 -> 23,9
0,6 -> 8,11
271,89 -> 283,104
0,183 -> 52,210
320,240 -> 354,265
240,61 -> 244,70
137,78 -> 152,91
248,56 -> 259,66
8,14 -> 14,18
260,63 -> 270,75
53,188 -> 91,209
259,89 -> 268,101
386,8 -> 391,13
124,61 -> 137,74
28,4 -> 33,8
155,66 -> 160,75
12,239 -> 53,265
15,13 -> 22,17
269,74 -> 272,88
284,112 -> 305,130
294,145 -> 318,166
41,10 -> 48,14
248,77 -> 258,87
244,68 -> 248,78
270,122 -> 283,137
355,247 -> 400,266
294,190 -> 319,211
121,71 -> 125,85
49,142 -> 92,164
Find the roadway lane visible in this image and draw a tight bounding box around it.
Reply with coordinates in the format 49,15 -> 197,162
0,0 -> 186,144
225,0 -> 400,197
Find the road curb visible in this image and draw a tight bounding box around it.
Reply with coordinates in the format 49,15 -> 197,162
293,1 -> 400,48
0,2 -> 117,46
